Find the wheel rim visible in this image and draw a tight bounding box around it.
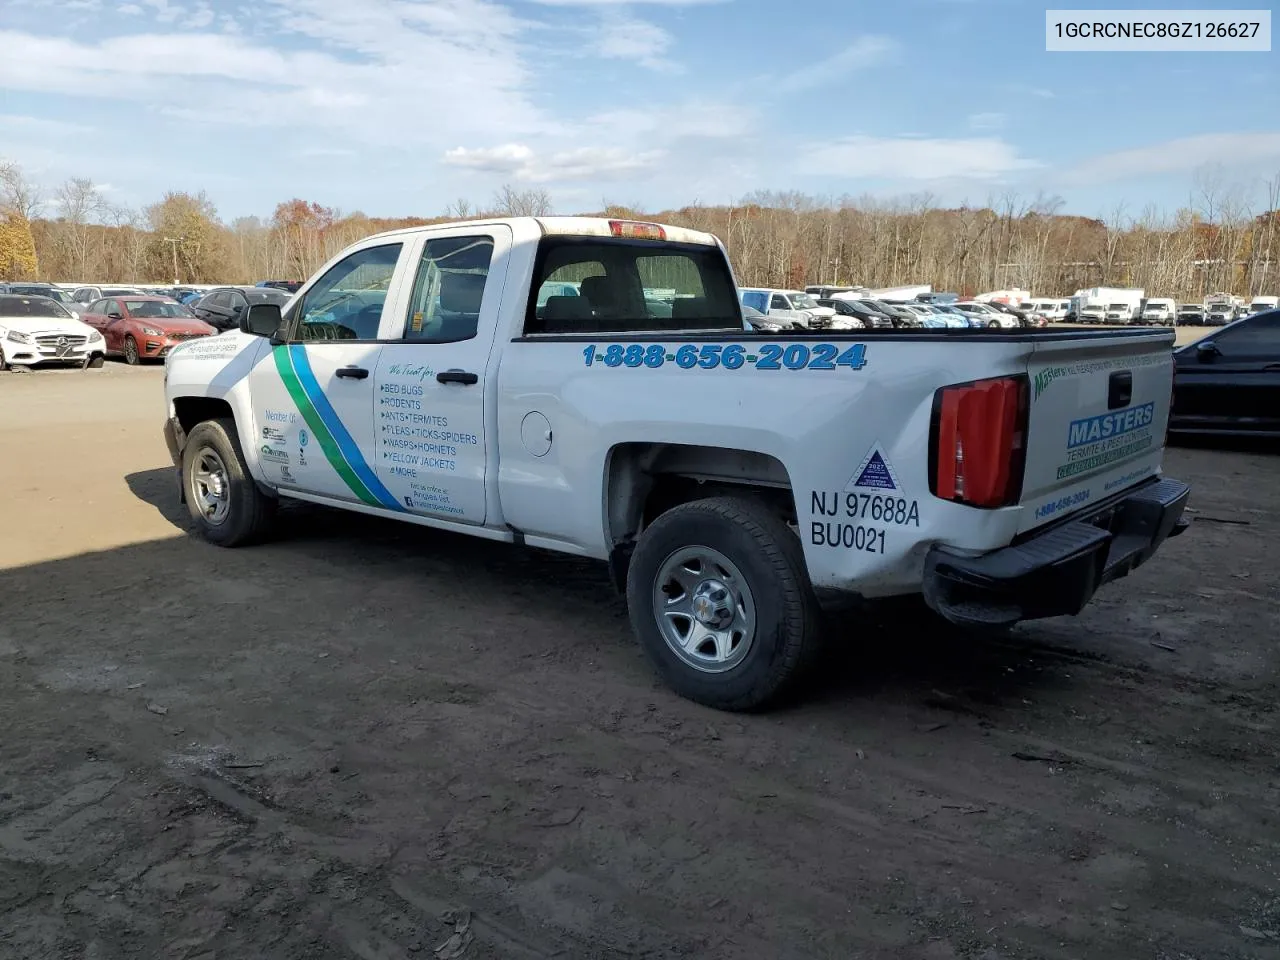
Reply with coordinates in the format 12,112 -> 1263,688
652,545 -> 756,674
188,447 -> 231,525
125,339 -> 138,363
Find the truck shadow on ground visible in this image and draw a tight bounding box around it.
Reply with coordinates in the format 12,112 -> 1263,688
123,467 -> 1074,716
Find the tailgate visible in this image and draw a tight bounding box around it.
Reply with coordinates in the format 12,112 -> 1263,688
1019,331 -> 1174,533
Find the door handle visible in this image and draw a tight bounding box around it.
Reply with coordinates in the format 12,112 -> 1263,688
437,369 -> 479,385
335,366 -> 369,380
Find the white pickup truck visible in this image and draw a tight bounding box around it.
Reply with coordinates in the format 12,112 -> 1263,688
162,217 -> 1190,710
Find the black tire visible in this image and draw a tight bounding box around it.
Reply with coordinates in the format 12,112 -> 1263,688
83,354 -> 105,369
626,496 -> 822,711
0,349 -> 8,372
181,417 -> 276,547
123,336 -> 140,365
987,319 -> 1001,328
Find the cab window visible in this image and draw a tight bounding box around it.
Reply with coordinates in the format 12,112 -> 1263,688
770,294 -> 789,310
399,236 -> 494,343
286,243 -> 403,342
523,238 -> 741,335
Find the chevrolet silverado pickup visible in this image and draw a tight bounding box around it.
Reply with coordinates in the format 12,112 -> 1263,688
162,217 -> 1190,710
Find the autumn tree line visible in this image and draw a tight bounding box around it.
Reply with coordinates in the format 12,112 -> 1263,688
2,161 -> 1278,300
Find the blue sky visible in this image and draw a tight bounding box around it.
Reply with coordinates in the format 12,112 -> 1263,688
0,0 -> 1277,220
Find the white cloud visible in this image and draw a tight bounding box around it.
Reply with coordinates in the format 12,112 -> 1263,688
798,135 -> 1040,181
186,2 -> 214,28
776,36 -> 897,94
443,143 -> 661,182
0,0 -> 544,144
968,112 -> 1006,131
595,14 -> 677,71
1063,132 -> 1280,185
117,3 -> 144,13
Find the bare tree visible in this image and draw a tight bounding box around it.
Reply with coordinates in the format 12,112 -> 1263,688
492,184 -> 552,217
56,178 -> 104,279
0,161 -> 43,220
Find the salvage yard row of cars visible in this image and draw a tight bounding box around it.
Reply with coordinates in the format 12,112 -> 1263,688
2,264 -> 1277,442
0,283 -> 293,370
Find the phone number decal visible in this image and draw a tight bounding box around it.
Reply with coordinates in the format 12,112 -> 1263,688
581,342 -> 867,371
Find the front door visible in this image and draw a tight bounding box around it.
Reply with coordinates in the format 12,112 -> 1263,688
373,226 -> 511,524
247,241 -> 411,507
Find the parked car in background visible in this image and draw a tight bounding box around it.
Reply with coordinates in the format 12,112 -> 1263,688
1104,301 -> 1137,324
1170,310 -> 1280,437
0,283 -> 84,318
190,286 -> 291,331
741,304 -> 785,333
739,288 -> 836,329
843,298 -> 921,328
1140,298 -> 1176,325
1247,295 -> 1278,315
1177,304 -> 1206,326
0,294 -> 105,370
1205,301 -> 1241,326
80,296 -> 217,364
932,304 -> 986,328
256,280 -> 304,293
817,298 -> 895,329
805,285 -> 864,300
915,291 -> 959,305
952,301 -> 1018,329
70,285 -> 145,309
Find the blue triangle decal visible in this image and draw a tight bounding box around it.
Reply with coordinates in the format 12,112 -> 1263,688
854,451 -> 897,490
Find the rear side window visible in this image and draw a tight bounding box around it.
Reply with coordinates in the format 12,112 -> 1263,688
524,239 -> 741,335
770,294 -> 789,310
400,235 -> 495,343
740,290 -> 768,313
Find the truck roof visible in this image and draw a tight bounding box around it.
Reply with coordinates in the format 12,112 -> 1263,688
362,216 -> 719,248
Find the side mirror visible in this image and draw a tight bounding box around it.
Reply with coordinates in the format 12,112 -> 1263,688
240,302 -> 283,338
107,312 -> 123,320
1196,341 -> 1220,360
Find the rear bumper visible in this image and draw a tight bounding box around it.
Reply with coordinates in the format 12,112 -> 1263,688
923,478 -> 1190,628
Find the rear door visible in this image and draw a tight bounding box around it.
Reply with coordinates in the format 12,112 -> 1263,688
1019,331 -> 1175,532
1173,314 -> 1280,431
373,225 -> 511,524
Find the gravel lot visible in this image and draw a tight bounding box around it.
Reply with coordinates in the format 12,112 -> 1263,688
2,344 -> 1277,960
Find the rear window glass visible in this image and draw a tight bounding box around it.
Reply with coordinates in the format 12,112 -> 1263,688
0,296 -> 70,318
524,239 -> 741,335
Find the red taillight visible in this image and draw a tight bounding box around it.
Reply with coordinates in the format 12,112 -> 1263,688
608,219 -> 666,240
930,375 -> 1029,508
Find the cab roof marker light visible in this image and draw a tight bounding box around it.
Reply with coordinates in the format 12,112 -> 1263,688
608,220 -> 666,240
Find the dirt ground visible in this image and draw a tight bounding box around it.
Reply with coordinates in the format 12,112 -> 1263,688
2,348 -> 1277,960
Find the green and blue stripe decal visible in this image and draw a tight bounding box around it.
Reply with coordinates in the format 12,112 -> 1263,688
272,345 -> 402,511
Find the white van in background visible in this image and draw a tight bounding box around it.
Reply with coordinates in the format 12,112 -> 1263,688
739,288 -> 836,328
1248,295 -> 1278,315
1140,298 -> 1176,325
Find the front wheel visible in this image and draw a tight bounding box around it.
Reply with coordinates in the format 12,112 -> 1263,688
123,336 -> 140,365
83,354 -> 105,369
626,496 -> 822,711
181,418 -> 276,546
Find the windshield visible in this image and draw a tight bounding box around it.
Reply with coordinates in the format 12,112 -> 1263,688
1108,304 -> 1127,310
1181,306 -> 1203,312
123,299 -> 195,318
102,287 -> 143,297
0,295 -> 72,318
790,293 -> 819,309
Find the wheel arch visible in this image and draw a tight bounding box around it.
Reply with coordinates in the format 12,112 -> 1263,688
603,441 -> 797,592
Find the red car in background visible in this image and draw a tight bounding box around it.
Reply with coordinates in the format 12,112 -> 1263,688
81,296 -> 218,364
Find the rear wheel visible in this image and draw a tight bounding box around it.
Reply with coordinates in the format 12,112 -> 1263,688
181,418 -> 276,546
626,496 -> 822,711
123,336 -> 140,365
